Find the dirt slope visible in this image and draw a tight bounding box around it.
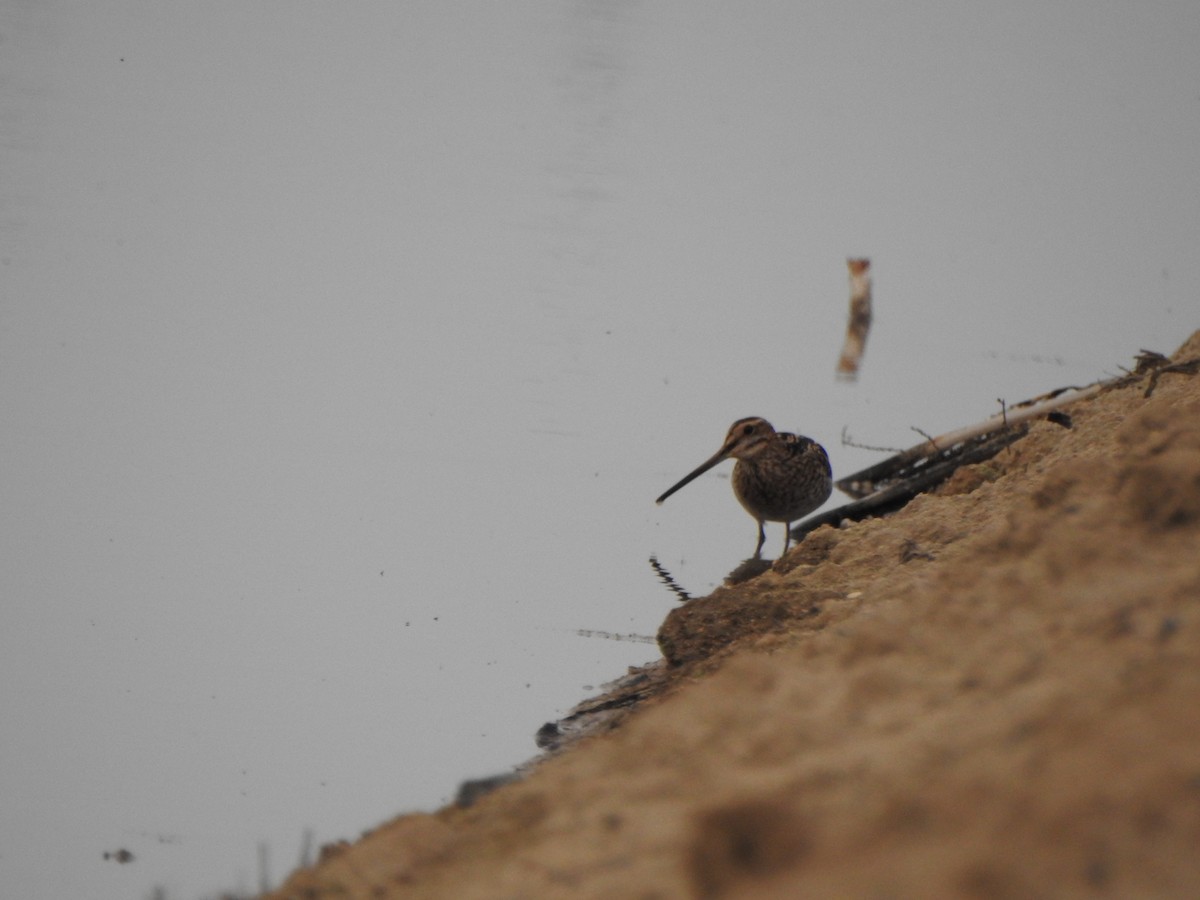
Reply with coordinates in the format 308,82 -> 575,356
267,331 -> 1200,900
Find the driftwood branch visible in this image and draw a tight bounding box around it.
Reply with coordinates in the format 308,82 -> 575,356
790,348 -> 1200,543
835,381 -> 1104,500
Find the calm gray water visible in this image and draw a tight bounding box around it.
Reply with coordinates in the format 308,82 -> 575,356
2,3 -> 1196,897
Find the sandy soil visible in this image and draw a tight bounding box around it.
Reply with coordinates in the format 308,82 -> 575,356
266,331 -> 1200,900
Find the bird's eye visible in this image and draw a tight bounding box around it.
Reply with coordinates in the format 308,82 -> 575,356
742,423 -> 755,435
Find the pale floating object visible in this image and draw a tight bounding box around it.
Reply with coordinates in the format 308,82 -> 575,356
836,257 -> 873,381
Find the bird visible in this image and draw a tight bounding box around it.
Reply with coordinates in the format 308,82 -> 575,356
656,417 -> 832,558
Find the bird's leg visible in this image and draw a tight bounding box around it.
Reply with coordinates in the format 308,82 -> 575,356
754,521 -> 766,559
781,523 -> 791,557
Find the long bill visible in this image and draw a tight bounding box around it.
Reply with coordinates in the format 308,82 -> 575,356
655,445 -> 733,505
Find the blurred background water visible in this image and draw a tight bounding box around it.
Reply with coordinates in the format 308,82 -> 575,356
1,2 -> 1197,897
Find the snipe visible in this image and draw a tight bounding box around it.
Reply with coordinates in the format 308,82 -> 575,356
656,417 -> 832,558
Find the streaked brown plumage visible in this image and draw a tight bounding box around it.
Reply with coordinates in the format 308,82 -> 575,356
656,417 -> 832,558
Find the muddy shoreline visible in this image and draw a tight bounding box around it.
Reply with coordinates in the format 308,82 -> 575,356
267,330 -> 1200,900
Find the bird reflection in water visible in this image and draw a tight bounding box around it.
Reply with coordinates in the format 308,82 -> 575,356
648,554 -> 775,603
